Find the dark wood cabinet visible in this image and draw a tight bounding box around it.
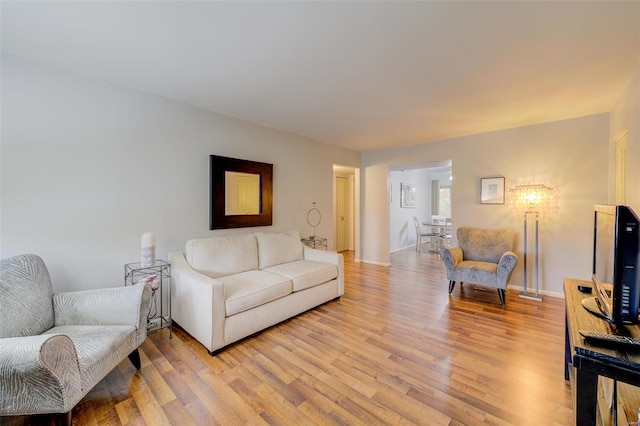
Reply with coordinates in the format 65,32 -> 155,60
564,277 -> 640,425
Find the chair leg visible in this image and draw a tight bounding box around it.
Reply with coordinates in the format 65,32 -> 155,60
128,349 -> 141,370
416,235 -> 420,252
498,289 -> 506,305
52,411 -> 72,426
448,280 -> 456,294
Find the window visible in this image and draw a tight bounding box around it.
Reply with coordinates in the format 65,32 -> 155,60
439,185 -> 451,217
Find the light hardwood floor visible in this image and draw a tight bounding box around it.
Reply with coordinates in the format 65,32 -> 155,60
3,249 -> 574,425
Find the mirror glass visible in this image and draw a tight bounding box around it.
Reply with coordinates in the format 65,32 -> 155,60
225,171 -> 261,215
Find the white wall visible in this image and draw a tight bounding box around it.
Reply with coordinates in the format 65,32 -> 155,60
361,163 -> 390,266
0,55 -> 360,292
389,168 -> 430,252
362,114 -> 610,296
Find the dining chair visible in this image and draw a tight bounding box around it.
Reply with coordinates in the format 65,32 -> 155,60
438,217 -> 453,249
413,217 -> 439,252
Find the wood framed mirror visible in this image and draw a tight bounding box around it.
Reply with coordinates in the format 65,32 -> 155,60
210,155 -> 273,229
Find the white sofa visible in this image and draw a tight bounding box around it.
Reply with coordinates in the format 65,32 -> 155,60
169,231 -> 344,354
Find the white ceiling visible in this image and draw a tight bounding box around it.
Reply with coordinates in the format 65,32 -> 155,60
1,1 -> 638,152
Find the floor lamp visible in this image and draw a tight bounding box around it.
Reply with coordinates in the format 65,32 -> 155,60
510,184 -> 557,302
521,210 -> 542,301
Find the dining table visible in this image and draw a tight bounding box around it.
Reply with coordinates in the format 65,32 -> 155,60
422,221 -> 452,252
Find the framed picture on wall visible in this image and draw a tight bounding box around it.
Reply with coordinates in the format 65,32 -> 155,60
400,183 -> 416,208
481,177 -> 505,204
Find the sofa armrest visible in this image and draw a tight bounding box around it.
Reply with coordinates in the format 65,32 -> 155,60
496,251 -> 518,288
439,246 -> 463,280
0,334 -> 83,415
169,251 -> 225,352
303,246 -> 344,296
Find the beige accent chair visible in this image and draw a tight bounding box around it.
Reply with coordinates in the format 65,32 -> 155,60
439,227 -> 518,304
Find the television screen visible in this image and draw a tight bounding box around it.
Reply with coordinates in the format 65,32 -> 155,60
587,205 -> 640,324
592,207 -> 616,320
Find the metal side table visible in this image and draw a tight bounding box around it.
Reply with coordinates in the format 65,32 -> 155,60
124,260 -> 172,338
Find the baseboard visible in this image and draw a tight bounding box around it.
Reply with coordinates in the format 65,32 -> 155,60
508,285 -> 564,299
361,259 -> 391,267
390,244 -> 419,253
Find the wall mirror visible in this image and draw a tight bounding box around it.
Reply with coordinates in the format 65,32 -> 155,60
210,155 -> 273,229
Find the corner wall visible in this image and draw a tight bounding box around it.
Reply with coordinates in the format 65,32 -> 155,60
362,114 -> 610,296
611,70 -> 640,209
0,54 -> 360,292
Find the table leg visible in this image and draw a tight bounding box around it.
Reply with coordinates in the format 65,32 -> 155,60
565,315 -> 570,380
575,367 -> 598,425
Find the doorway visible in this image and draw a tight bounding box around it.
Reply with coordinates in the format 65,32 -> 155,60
388,161 -> 452,253
333,165 -> 358,254
610,130 -> 628,204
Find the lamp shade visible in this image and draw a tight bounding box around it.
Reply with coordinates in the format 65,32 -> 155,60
509,184 -> 557,217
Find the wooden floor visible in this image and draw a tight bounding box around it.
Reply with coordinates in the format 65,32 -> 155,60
3,248 -> 574,425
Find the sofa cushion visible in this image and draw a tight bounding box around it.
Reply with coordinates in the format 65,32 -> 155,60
256,231 -> 303,269
185,234 -> 258,278
223,270 -> 293,316
264,260 -> 338,292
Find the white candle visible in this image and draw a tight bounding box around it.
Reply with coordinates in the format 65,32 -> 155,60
141,232 -> 156,266
141,232 -> 155,248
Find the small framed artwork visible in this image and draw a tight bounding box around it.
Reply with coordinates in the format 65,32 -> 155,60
481,177 -> 505,204
400,183 -> 416,208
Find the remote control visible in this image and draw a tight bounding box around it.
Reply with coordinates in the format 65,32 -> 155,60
579,330 -> 640,347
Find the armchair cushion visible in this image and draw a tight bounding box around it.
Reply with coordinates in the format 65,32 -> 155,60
0,254 -> 55,338
43,325 -> 137,390
457,227 -> 515,263
453,260 -> 499,286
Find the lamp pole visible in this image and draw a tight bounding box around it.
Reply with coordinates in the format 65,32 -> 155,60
519,210 -> 542,301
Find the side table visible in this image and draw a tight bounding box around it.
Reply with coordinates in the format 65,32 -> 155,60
124,260 -> 172,338
301,236 -> 327,250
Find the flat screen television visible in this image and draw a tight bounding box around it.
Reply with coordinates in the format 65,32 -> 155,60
583,204 -> 640,324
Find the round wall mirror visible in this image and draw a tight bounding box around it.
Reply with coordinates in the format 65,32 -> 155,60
307,202 -> 321,238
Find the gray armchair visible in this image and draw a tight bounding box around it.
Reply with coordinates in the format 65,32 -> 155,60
439,227 -> 517,304
0,254 -> 152,424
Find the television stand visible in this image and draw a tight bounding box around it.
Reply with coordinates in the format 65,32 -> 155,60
565,278 -> 640,425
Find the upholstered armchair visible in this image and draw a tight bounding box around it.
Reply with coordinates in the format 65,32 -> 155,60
0,254 -> 152,424
439,227 -> 517,304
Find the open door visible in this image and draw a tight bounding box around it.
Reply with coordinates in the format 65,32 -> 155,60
336,176 -> 350,251
611,130 -> 628,204
333,165 -> 358,254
